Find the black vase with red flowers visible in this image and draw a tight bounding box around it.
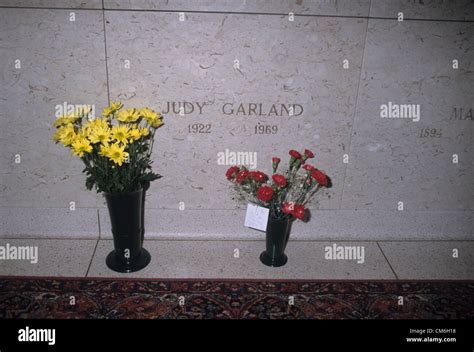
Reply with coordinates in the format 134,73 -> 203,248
260,211 -> 292,267
226,148 -> 331,267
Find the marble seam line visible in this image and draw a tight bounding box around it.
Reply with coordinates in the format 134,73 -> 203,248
338,4 -> 370,210
376,241 -> 399,280
97,208 -> 101,238
102,0 -> 111,105
0,6 -> 473,23
85,238 -> 100,277
0,238 -> 473,243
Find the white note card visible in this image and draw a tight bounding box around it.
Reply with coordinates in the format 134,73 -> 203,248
244,203 -> 269,232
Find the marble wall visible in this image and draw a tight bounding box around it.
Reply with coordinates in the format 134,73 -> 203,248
1,0 -> 473,239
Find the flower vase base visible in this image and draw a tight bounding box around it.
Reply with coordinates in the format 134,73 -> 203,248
106,248 -> 151,273
259,251 -> 288,267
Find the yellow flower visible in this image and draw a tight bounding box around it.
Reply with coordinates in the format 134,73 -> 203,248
150,118 -> 163,128
53,117 -> 67,127
129,128 -> 142,142
78,125 -> 92,139
102,101 -> 123,118
139,127 -> 150,137
116,108 -> 140,123
140,108 -> 163,128
53,124 -> 77,146
111,125 -> 130,144
99,118 -> 110,129
140,108 -> 157,120
76,105 -> 93,117
88,126 -> 111,145
111,101 -> 123,110
81,118 -> 109,140
98,144 -> 110,157
52,126 -> 65,142
71,137 -> 93,157
85,117 -> 109,129
53,114 -> 80,127
107,143 -> 128,166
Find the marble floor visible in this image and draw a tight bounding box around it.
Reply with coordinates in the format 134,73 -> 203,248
0,238 -> 473,280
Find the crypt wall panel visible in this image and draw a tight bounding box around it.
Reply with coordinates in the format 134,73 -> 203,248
0,8 -> 107,237
105,10 -> 367,210
0,2 -> 473,239
0,8 -> 108,210
341,19 -> 474,211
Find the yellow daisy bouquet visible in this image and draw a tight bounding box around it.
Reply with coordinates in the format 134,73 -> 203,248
52,102 -> 164,193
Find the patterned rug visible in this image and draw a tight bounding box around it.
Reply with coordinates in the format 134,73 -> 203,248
0,277 -> 473,319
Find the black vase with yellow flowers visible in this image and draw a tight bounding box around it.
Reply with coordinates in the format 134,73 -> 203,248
52,102 -> 164,272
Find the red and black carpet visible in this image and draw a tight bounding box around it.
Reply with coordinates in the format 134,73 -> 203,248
1,277 -> 473,319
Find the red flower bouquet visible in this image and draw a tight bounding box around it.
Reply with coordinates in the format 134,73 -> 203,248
225,148 -> 330,220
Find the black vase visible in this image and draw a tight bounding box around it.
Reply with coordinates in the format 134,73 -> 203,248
141,181 -> 150,245
260,214 -> 291,267
104,187 -> 151,273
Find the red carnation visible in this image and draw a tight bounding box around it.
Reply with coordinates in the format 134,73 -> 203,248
311,169 -> 328,187
250,171 -> 268,183
282,202 -> 294,215
272,157 -> 281,172
257,186 -> 274,202
236,170 -> 249,184
226,166 -> 239,180
289,150 -> 302,159
272,174 -> 287,187
303,164 -> 315,172
291,204 -> 306,219
304,149 -> 315,159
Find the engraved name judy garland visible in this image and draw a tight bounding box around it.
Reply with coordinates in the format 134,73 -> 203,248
160,102 -> 304,116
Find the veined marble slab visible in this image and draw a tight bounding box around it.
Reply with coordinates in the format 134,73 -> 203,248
341,19 -> 474,211
0,8 -> 108,208
105,10 -> 367,210
370,0 -> 474,21
0,0 -> 102,8
104,0 -> 371,16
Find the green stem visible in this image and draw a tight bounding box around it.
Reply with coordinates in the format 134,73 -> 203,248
295,173 -> 311,204
302,184 -> 321,206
